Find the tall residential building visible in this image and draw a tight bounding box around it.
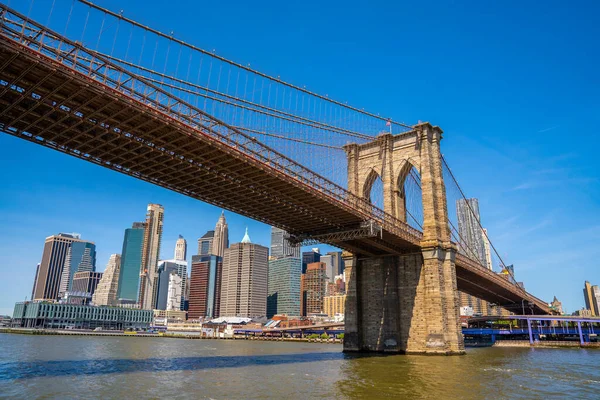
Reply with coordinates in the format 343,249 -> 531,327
92,254 -> 121,306
197,230 -> 215,255
303,262 -> 327,315
267,257 -> 301,318
583,281 -> 600,316
270,226 -> 300,259
324,294 -> 346,317
58,240 -> 97,298
189,255 -> 223,320
456,198 -> 486,263
33,233 -> 90,301
456,198 -> 490,315
220,229 -> 268,318
72,271 -> 103,296
166,272 -> 183,311
155,259 -> 187,311
482,228 -> 493,270
174,235 -> 187,261
139,203 -> 164,310
117,222 -> 145,303
302,250 -> 321,274
212,211 -> 229,258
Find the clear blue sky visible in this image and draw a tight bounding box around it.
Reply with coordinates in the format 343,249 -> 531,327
1,0 -> 598,315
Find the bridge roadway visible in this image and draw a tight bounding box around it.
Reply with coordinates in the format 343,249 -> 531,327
0,7 -> 550,315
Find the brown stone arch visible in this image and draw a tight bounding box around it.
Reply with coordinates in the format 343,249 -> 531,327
362,168 -> 383,205
394,158 -> 420,223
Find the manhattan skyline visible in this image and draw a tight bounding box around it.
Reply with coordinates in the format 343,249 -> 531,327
0,0 -> 599,316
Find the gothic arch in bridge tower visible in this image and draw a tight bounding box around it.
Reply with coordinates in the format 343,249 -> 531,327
394,159 -> 421,225
362,168 -> 384,212
345,127 -> 443,236
342,122 -> 464,355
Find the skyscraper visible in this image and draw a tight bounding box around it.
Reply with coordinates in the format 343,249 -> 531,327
270,226 -> 300,259
58,239 -> 97,298
320,254 -> 335,282
31,263 -> 40,301
197,230 -> 214,255
456,198 -> 486,263
302,249 -> 321,274
189,254 -> 223,319
139,203 -> 164,310
303,262 -> 327,315
457,198 -> 489,315
267,257 -> 301,317
220,228 -> 268,318
117,222 -> 145,304
166,272 -> 183,311
212,211 -> 229,258
155,259 -> 187,311
594,286 -> 600,316
72,271 -> 103,296
155,262 -> 177,310
327,251 -> 345,276
267,226 -> 302,318
584,281 -> 600,316
33,233 -> 91,301
482,228 -> 493,271
174,235 -> 187,261
92,254 -> 121,306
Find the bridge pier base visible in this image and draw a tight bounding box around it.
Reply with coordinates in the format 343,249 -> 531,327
343,248 -> 465,355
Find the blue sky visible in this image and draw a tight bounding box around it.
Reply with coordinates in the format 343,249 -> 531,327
0,0 -> 598,315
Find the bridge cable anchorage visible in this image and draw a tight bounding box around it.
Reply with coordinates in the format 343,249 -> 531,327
441,155 -> 524,293
75,0 -> 413,130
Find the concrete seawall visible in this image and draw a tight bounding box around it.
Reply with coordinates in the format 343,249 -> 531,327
492,340 -> 600,349
0,328 -> 342,344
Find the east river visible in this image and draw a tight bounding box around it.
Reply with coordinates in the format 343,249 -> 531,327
0,334 -> 599,399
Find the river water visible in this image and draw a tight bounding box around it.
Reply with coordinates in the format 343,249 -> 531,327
0,334 -> 599,399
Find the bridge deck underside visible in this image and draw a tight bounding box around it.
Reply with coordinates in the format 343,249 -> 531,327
0,37 -> 419,257
0,37 -> 551,315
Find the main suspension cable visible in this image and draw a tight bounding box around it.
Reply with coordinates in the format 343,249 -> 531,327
97,52 -> 377,141
441,155 -> 523,292
76,0 -> 414,130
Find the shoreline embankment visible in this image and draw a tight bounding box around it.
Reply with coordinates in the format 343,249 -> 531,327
0,327 -> 343,344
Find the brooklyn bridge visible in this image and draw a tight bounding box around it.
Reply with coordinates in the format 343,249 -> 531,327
0,1 -> 552,355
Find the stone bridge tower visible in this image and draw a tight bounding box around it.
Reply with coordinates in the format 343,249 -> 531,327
342,122 -> 464,355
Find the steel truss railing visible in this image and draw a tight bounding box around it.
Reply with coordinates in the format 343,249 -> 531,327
456,253 -> 550,312
287,220 -> 383,247
0,4 -> 423,243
